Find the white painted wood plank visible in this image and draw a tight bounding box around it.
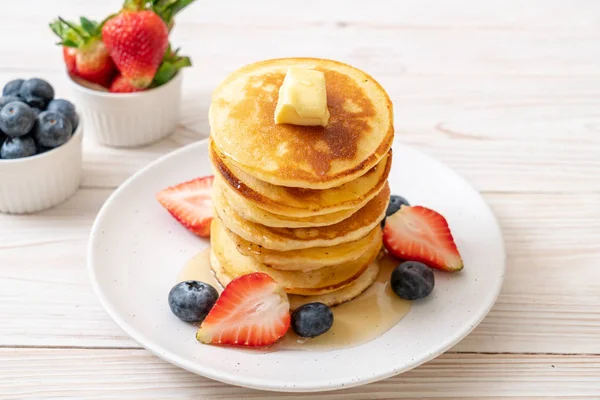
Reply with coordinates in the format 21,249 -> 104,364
0,190 -> 599,353
0,0 -> 598,396
0,349 -> 598,399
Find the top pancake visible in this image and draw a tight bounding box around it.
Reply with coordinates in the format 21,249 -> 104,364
209,58 -> 394,189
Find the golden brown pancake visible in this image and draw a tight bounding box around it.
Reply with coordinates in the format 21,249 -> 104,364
215,175 -> 358,228
210,217 -> 380,295
211,251 -> 380,310
230,225 -> 382,271
209,58 -> 394,189
210,140 -> 391,218
214,182 -> 390,251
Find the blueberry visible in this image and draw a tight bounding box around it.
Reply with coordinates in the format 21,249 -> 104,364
30,107 -> 42,118
2,79 -> 24,97
0,96 -> 23,109
387,195 -> 410,216
19,78 -> 54,109
36,142 -> 53,154
168,280 -> 219,323
1,136 -> 36,159
391,261 -> 434,300
33,111 -> 72,148
381,195 -> 410,227
291,302 -> 334,338
47,99 -> 78,130
0,102 -> 35,138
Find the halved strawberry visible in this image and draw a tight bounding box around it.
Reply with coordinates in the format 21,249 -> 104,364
196,273 -> 291,347
383,206 -> 463,272
156,176 -> 214,237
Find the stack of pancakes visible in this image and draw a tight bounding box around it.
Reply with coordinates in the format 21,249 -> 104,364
208,58 -> 394,309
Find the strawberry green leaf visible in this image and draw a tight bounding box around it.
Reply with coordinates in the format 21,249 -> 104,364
79,17 -> 98,36
49,20 -> 65,37
61,39 -> 79,48
153,0 -> 196,24
60,18 -> 89,39
169,0 -> 195,15
50,18 -> 84,47
172,56 -> 192,69
152,62 -> 177,87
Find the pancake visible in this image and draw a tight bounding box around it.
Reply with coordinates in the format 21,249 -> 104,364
288,261 -> 379,310
209,58 -> 394,189
213,175 -> 357,228
211,252 -> 380,310
215,182 -> 390,251
210,141 -> 391,218
210,218 -> 380,295
230,225 -> 382,271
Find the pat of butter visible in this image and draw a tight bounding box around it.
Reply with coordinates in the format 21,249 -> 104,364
274,67 -> 330,127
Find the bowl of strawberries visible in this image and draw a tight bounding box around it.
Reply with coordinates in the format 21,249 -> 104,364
50,0 -> 194,148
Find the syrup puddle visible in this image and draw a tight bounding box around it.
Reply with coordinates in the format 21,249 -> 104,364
177,248 -> 411,351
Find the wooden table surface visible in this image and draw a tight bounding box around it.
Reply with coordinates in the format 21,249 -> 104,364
2,1 -> 600,398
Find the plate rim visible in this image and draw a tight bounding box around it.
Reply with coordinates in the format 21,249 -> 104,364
87,138 -> 506,392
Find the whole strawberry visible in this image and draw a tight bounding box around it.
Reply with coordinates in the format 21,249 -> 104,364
50,18 -> 117,88
109,74 -> 143,93
102,0 -> 170,89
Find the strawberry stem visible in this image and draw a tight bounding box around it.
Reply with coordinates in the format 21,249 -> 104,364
152,0 -> 196,24
123,0 -> 151,12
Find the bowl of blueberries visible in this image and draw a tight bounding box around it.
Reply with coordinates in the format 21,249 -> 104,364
0,77 -> 82,214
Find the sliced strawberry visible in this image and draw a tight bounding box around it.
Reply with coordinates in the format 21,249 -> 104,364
383,206 -> 463,272
196,273 -> 291,347
156,176 -> 214,237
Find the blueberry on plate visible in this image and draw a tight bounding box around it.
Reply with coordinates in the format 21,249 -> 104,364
0,101 -> 35,138
0,95 -> 23,109
381,194 -> 410,227
168,280 -> 219,323
387,195 -> 410,216
47,99 -> 78,130
390,261 -> 434,300
2,79 -> 24,97
19,78 -> 54,109
33,111 -> 73,148
291,302 -> 334,338
1,136 -> 36,159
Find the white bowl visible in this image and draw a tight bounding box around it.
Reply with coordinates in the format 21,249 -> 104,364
0,124 -> 83,214
69,73 -> 182,148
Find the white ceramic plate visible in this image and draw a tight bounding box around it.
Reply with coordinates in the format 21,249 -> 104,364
88,139 -> 505,392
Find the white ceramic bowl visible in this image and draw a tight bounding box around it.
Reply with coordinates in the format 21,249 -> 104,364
0,124 -> 83,214
69,73 -> 182,148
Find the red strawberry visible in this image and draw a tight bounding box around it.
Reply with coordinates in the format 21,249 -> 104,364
383,206 -> 464,272
50,18 -> 117,88
109,74 -> 143,93
156,176 -> 214,237
102,1 -> 170,89
196,273 -> 291,347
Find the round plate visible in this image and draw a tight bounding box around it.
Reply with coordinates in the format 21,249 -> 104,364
88,139 -> 505,392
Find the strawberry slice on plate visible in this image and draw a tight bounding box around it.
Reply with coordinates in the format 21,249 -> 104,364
383,206 -> 464,272
196,272 -> 291,347
156,176 -> 214,237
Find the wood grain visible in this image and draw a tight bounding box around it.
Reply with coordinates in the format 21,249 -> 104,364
1,349 -> 599,399
1,0 -> 599,397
